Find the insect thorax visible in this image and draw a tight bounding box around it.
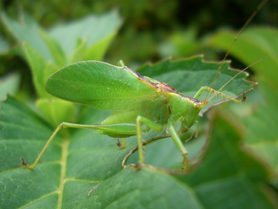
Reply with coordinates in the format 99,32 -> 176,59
167,92 -> 202,132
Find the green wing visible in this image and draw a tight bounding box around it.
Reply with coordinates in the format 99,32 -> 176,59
45,61 -> 165,111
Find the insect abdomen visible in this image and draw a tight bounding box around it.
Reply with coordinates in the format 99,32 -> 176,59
138,100 -> 170,124
101,111 -> 138,125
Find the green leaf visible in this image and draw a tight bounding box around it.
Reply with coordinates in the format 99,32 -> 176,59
159,26 -> 201,58
208,27 -> 278,88
39,30 -> 67,68
0,72 -> 20,100
1,12 -> 53,62
244,80 -> 278,172
84,32 -> 118,60
180,110 -> 276,208
1,9 -> 122,63
36,99 -> 76,129
208,27 -> 278,174
0,35 -> 10,54
22,42 -> 57,98
49,9 -> 122,60
0,95 -> 62,166
1,96 -> 276,208
69,38 -> 87,64
2,10 -> 122,102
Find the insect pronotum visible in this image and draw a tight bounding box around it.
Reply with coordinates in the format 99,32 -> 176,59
21,0 -> 269,171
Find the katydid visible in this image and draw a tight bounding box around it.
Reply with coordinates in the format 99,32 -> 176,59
20,0 -> 268,171
20,60 -> 249,170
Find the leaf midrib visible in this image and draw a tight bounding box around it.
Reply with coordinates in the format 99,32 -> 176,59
57,138 -> 69,208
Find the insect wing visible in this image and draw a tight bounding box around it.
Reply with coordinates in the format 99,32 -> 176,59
45,61 -> 164,111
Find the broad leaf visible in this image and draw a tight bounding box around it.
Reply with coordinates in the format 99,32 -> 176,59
39,30 -> 67,68
208,27 -> 278,88
0,72 -> 20,100
0,96 -> 276,208
49,9 -> 122,61
2,10 -> 122,127
84,32 -> 118,61
2,10 -> 122,64
2,10 -> 122,98
1,12 -> 53,62
22,42 -> 57,98
36,99 -> 76,130
244,81 -> 278,173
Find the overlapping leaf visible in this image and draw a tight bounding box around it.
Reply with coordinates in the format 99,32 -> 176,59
2,10 -> 122,97
208,27 -> 278,174
1,9 -> 122,131
1,55 -> 275,208
1,96 -> 277,208
138,56 -> 255,112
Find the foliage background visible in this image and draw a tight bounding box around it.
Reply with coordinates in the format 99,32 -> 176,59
1,0 -> 277,97
1,0 -> 278,208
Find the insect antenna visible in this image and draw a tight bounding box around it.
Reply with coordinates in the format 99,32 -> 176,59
204,0 -> 269,102
207,52 -> 278,103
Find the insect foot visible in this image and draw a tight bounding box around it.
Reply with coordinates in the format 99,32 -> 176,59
241,93 -> 247,102
116,138 -> 126,149
182,153 -> 188,170
20,158 -> 33,170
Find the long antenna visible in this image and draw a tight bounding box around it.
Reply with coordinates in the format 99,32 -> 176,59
207,52 -> 278,103
204,0 -> 269,101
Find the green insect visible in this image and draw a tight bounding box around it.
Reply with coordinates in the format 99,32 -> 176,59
20,0 -> 269,171
20,59 -> 247,170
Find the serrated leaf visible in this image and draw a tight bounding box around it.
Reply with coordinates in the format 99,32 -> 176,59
1,96 -> 276,208
138,56 -> 255,112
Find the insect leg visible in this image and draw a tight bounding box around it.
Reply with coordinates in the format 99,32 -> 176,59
21,123 -> 65,169
136,116 -> 163,166
21,122 -> 137,169
193,86 -> 246,103
184,132 -> 195,143
168,121 -> 188,170
121,138 -> 126,148
116,138 -> 126,149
